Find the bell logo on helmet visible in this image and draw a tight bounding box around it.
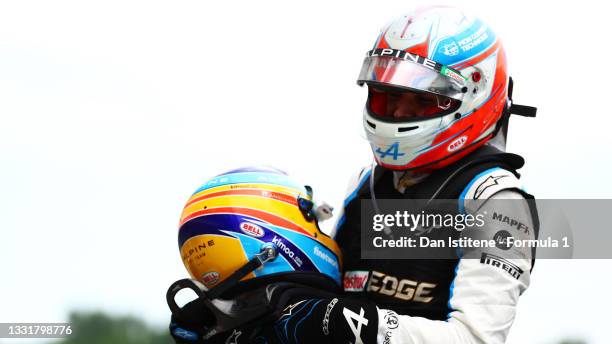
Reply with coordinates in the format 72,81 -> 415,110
239,222 -> 265,238
447,136 -> 468,152
201,271 -> 220,286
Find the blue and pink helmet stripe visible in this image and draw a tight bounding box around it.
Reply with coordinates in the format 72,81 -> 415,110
194,169 -> 306,195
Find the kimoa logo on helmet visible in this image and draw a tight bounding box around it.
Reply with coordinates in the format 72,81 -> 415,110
272,236 -> 304,267
239,222 -> 265,238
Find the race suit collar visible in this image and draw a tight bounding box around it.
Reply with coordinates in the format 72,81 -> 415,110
393,170 -> 430,194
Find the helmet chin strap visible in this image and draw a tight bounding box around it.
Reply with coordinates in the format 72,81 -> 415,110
167,244 -> 278,310
166,245 -> 279,333
166,245 -> 281,340
206,245 -> 278,299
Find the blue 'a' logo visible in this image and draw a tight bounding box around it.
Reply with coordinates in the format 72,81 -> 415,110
376,142 -> 405,160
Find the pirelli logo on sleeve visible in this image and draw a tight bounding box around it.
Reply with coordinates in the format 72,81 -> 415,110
480,252 -> 524,279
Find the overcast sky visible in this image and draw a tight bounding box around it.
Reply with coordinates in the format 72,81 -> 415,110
1,1 -> 611,343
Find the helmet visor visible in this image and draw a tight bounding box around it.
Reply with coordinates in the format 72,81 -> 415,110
357,49 -> 467,100
367,85 -> 461,121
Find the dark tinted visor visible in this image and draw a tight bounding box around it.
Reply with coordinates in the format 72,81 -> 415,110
367,85 -> 461,122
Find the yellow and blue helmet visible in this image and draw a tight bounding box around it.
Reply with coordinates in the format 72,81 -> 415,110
178,166 -> 342,294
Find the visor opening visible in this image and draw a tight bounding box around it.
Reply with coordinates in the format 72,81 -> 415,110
366,85 -> 462,122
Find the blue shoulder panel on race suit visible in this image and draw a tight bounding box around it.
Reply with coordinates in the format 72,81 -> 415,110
332,166 -> 372,238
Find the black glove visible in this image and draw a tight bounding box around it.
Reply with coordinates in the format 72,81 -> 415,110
169,300 -> 269,344
173,297 -> 381,344
169,298 -> 212,343
167,279 -> 342,344
265,297 -> 380,344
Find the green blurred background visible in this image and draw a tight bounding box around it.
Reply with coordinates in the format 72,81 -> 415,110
1,311 -> 586,344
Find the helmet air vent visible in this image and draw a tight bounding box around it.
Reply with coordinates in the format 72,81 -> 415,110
398,126 -> 419,133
